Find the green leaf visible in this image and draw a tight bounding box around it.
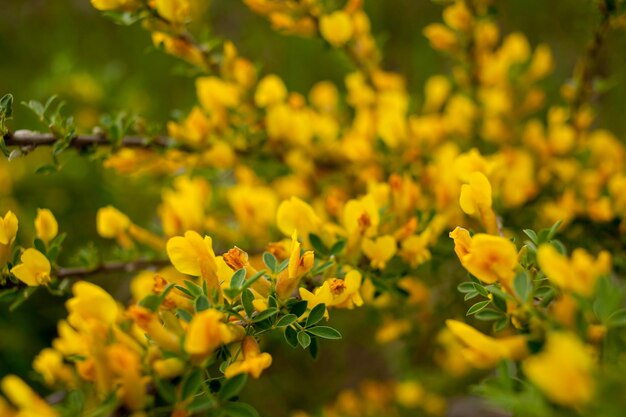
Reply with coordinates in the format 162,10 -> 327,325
176,308 -> 193,323
607,309 -> 626,327
309,233 -> 329,256
513,271 -> 531,302
252,307 -> 278,323
195,295 -> 210,312
262,252 -> 277,273
305,303 -> 326,327
35,164 -> 59,175
222,402 -> 260,417
467,300 -> 491,316
50,232 -> 66,248
309,336 -> 319,359
275,314 -> 298,327
298,331 -> 311,348
546,220 -> 562,241
277,258 -> 289,272
0,288 -> 19,303
306,326 -> 342,340
464,291 -> 479,301
175,285 -> 194,298
187,395 -> 215,413
153,378 -> 177,404
494,317 -> 509,332
241,289 -> 255,318
230,268 -> 246,289
22,99 -> 45,120
0,94 -> 13,118
0,137 -> 10,157
475,309 -> 505,321
33,238 -> 46,255
220,373 -> 248,401
183,280 -> 204,297
474,283 -> 489,297
289,300 -> 308,317
181,368 -> 204,400
522,229 -> 538,244
139,294 -> 162,312
486,285 -> 515,302
330,240 -> 346,256
457,282 -> 476,294
311,260 -> 334,276
284,326 -> 298,348
241,269 -> 266,291
43,95 -> 58,115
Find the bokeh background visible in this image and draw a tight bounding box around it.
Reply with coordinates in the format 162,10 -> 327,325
1,1 -> 626,415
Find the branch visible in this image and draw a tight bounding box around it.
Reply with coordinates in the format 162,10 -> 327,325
571,1 -> 612,116
2,131 -> 192,152
55,258 -> 171,279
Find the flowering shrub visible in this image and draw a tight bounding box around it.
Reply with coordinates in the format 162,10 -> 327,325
1,0 -> 626,416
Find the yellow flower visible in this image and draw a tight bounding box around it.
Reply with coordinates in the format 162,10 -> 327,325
228,184 -> 278,239
442,2 -> 472,32
10,248 -> 51,286
52,321 -> 87,357
1,375 -> 58,417
450,229 -> 517,288
527,44 -> 553,81
106,344 -> 147,411
276,196 -> 322,242
33,348 -> 73,387
185,309 -> 244,361
423,24 -> 457,52
166,231 -> 219,289
400,233 -> 432,268
0,210 -> 18,265
153,357 -> 185,379
300,270 -> 364,310
91,0 -> 138,11
96,205 -> 132,247
224,336 -> 272,379
167,107 -> 211,146
129,306 -> 181,353
0,210 -> 18,245
537,245 -> 611,297
155,0 -> 190,24
159,175 -> 210,236
342,195 -> 379,238
423,75 -> 451,113
152,32 -> 206,68
196,76 -> 240,112
523,332 -> 595,408
446,320 -> 528,369
35,208 -> 58,244
254,74 -> 287,107
362,235 -> 396,269
449,227 -> 471,259
395,380 -> 424,408
309,81 -> 339,112
319,11 -> 354,47
276,231 -> 314,299
66,282 -> 119,329
459,171 -> 498,233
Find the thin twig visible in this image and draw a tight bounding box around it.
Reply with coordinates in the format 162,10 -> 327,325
55,259 -> 170,279
571,1 -> 612,116
2,131 -> 191,152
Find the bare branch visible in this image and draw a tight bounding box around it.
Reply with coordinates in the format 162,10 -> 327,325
55,258 -> 171,279
2,131 -> 189,151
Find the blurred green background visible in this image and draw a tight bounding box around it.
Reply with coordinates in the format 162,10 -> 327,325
1,0 -> 626,414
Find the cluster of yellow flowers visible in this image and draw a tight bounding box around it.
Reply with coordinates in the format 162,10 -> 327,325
292,379 -> 446,417
2,0 -> 626,416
